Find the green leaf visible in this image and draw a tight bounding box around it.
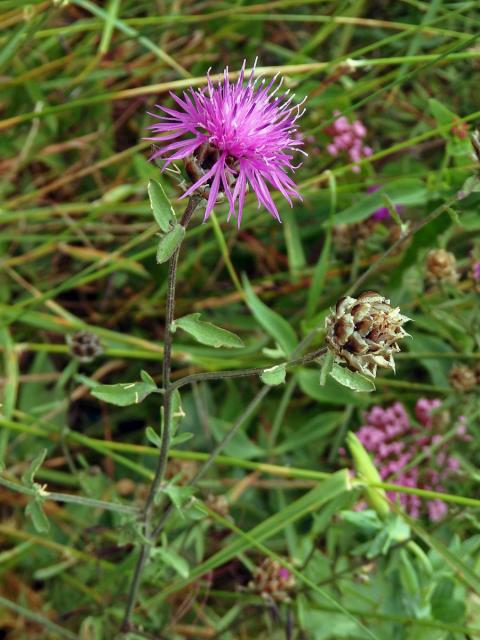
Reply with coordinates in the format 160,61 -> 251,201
329,364 -> 375,393
26,499 -> 50,533
140,370 -> 156,386
347,432 -> 389,518
173,313 -> 244,349
156,224 -> 185,264
146,426 -> 162,448
91,380 -> 158,406
22,449 -> 47,486
260,363 -> 286,386
162,484 -> 195,511
170,432 -> 194,446
428,98 -> 457,130
332,179 -> 427,226
148,179 -> 176,232
298,369 -> 367,406
152,546 -> 189,578
242,274 -> 297,356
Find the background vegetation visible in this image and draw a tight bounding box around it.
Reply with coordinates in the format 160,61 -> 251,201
1,1 -> 480,638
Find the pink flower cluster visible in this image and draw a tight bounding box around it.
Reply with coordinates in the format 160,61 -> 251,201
325,112 -> 372,172
357,399 -> 468,521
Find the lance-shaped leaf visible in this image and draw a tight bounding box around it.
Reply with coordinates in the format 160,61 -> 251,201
156,224 -> 185,264
148,179 -> 176,232
91,379 -> 159,406
26,499 -> 50,533
242,274 -> 297,356
329,364 -> 375,393
260,363 -> 286,386
172,313 -> 244,349
22,449 -> 47,486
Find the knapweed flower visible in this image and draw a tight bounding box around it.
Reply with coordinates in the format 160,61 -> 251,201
425,248 -> 458,284
67,330 -> 103,363
248,558 -> 295,602
147,60 -> 305,226
325,291 -> 410,377
367,184 -> 402,222
357,399 -> 468,521
325,111 -> 372,172
449,364 -> 477,393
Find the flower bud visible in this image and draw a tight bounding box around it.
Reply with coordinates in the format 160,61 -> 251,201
325,291 -> 409,378
449,364 -> 476,392
67,330 -> 103,363
248,558 -> 295,602
425,249 -> 458,284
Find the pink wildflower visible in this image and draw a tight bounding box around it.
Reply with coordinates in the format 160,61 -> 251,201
146,60 -> 305,226
325,111 -> 372,172
357,399 -> 467,521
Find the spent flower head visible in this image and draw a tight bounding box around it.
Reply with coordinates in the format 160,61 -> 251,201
325,291 -> 410,378
147,60 -> 305,226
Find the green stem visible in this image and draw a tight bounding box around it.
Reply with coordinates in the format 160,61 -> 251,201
0,474 -> 138,515
121,195 -> 201,632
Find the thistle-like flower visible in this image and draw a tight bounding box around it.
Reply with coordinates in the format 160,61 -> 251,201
425,248 -> 458,284
248,558 -> 295,602
325,291 -> 409,378
147,60 -> 305,226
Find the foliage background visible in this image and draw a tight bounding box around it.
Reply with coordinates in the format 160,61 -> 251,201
1,0 -> 480,638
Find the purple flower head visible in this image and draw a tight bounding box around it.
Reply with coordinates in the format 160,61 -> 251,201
325,112 -> 372,173
472,261 -> 480,280
356,398 -> 466,521
367,185 -> 403,222
146,60 -> 306,226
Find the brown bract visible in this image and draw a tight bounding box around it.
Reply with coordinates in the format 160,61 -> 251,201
325,291 -> 410,377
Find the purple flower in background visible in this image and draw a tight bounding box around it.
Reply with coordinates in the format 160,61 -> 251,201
367,185 -> 403,222
472,261 -> 480,280
325,111 -> 372,172
357,399 -> 467,521
147,60 -> 305,226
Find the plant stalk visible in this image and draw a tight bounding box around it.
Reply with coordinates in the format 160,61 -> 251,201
121,195 -> 201,632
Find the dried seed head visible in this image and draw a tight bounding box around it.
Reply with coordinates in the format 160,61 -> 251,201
165,458 -> 198,485
449,364 -> 477,392
425,249 -> 458,284
248,558 -> 295,602
325,291 -> 410,378
67,330 -> 103,363
204,493 -> 230,518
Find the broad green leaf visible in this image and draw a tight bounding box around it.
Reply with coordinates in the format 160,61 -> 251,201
152,546 -> 189,578
26,499 -> 50,533
22,449 -> 47,486
173,313 -> 244,349
148,178 -> 176,232
332,179 -> 427,226
156,224 -> 185,264
329,364 -> 375,393
242,274 -> 297,356
260,363 -> 286,386
91,380 -> 158,406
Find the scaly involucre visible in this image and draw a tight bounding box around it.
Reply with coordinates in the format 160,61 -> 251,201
147,60 -> 305,226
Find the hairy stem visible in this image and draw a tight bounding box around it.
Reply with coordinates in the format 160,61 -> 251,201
121,195 -> 201,632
